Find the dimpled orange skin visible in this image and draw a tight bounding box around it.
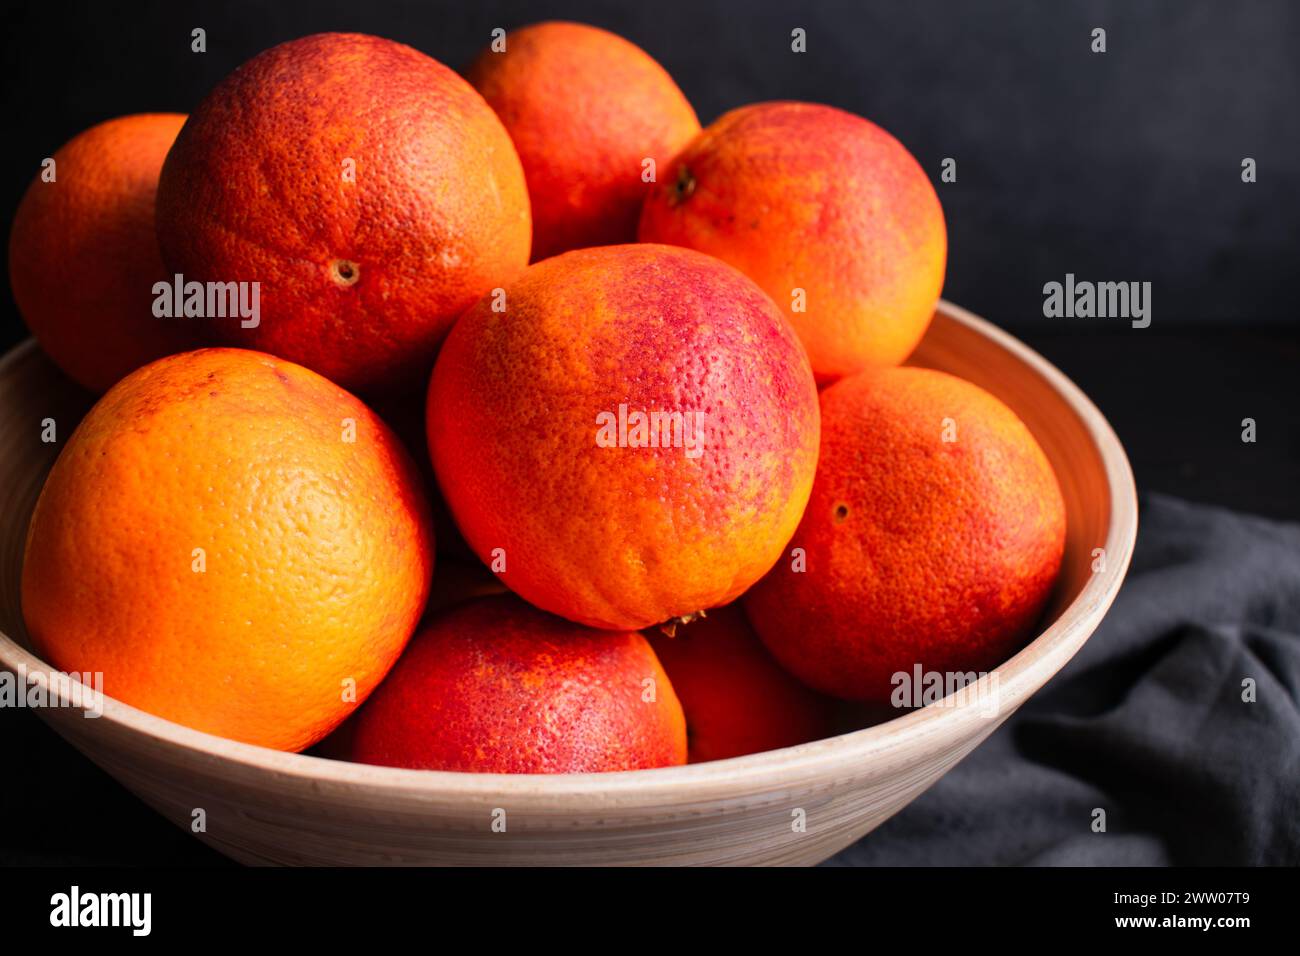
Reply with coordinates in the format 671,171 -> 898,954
639,101 -> 947,384
648,605 -> 835,763
466,21 -> 700,262
8,114 -> 195,393
155,33 -> 531,392
427,244 -> 820,631
743,367 -> 1066,702
21,348 -> 435,751
346,595 -> 687,773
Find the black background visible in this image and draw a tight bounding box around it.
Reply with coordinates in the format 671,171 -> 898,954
1,0 -> 1298,865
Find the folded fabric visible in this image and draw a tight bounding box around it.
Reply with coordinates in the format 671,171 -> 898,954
828,493 -> 1300,866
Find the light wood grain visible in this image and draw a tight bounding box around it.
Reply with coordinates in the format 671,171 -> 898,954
0,301 -> 1137,866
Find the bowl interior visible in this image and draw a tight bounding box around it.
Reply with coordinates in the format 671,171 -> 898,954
0,301 -> 1136,796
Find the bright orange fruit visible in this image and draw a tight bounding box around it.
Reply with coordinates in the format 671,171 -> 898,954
466,21 -> 700,261
8,114 -> 194,393
21,348 -> 435,751
640,101 -> 947,383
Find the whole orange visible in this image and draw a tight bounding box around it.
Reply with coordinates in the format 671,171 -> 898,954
427,244 -> 820,631
744,367 -> 1065,702
8,114 -> 194,393
155,32 -> 531,392
345,595 -> 687,773
639,101 -> 947,383
21,348 -> 435,751
466,21 -> 699,262
647,605 -> 835,763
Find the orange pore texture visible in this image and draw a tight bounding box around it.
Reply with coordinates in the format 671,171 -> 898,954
639,101 -> 947,384
427,244 -> 821,631
8,114 -> 195,393
346,595 -> 687,773
21,348 -> 435,751
466,21 -> 700,262
155,33 -> 530,392
743,367 -> 1066,702
648,605 -> 835,763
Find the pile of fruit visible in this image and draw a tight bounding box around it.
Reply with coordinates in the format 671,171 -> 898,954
10,23 -> 1065,771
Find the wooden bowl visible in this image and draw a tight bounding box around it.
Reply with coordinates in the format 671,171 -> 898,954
0,300 -> 1136,866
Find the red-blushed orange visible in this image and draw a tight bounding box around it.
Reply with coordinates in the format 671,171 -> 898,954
744,366 -> 1066,702
648,605 -> 836,762
640,101 -> 946,383
345,595 -> 687,773
155,32 -> 531,392
426,243 -> 820,631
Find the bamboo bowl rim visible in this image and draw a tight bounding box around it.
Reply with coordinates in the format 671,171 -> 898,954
0,299 -> 1137,804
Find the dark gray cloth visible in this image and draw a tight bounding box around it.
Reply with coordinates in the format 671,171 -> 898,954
828,493 -> 1300,866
